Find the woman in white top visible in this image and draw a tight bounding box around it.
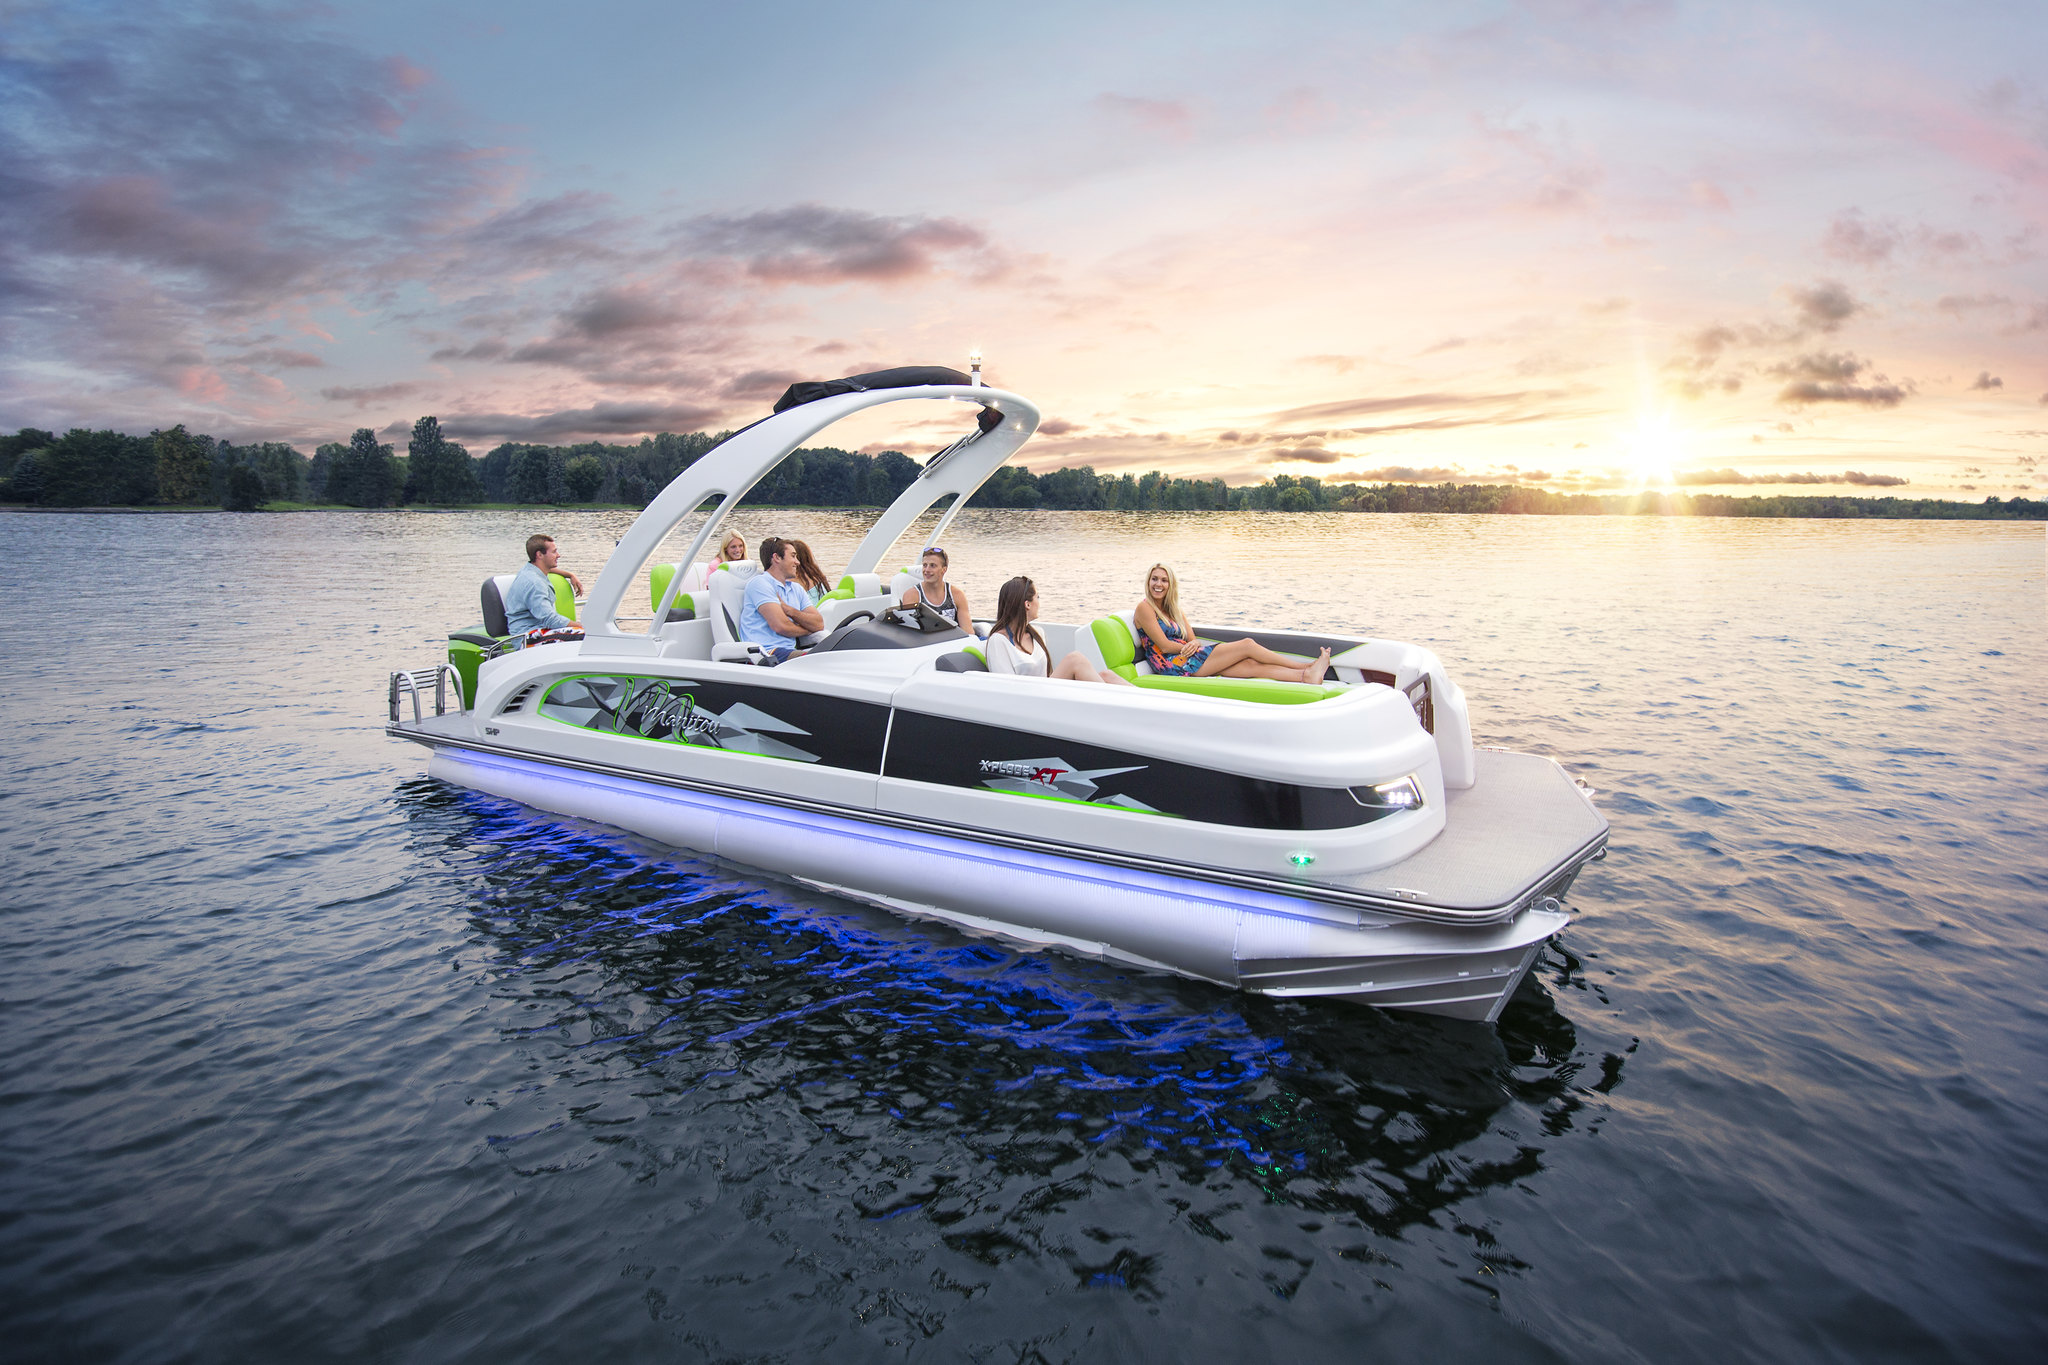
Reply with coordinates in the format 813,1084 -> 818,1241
681,531 -> 749,595
984,577 -> 1134,685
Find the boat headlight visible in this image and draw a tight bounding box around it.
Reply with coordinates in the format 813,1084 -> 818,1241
1288,851 -> 1316,868
1349,775 -> 1424,813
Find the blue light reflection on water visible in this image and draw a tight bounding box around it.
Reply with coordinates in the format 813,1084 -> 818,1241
409,778 -> 1585,1246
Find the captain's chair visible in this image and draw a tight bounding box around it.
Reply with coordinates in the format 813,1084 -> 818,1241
478,572 -> 575,642
706,561 -> 767,663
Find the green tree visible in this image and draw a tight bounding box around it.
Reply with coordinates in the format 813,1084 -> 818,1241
406,415 -> 479,503
0,428 -> 55,480
564,454 -> 604,501
153,424 -> 210,503
332,428 -> 400,507
253,442 -> 306,500
222,465 -> 265,511
308,443 -> 344,501
6,450 -> 46,503
511,448 -> 552,502
41,429 -> 157,505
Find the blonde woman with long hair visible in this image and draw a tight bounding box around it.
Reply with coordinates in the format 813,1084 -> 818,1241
681,529 -> 750,594
1133,563 -> 1331,682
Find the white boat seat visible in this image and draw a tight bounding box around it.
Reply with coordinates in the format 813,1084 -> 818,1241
708,561 -> 769,663
817,573 -> 891,631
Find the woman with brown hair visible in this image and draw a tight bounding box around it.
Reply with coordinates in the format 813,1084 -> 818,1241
1134,563 -> 1330,682
985,577 -> 1132,684
789,540 -> 833,605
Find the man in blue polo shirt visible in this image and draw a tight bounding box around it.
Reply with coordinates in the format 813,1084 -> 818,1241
740,536 -> 822,662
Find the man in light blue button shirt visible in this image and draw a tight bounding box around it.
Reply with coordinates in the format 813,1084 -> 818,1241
740,537 -> 823,662
506,534 -> 582,643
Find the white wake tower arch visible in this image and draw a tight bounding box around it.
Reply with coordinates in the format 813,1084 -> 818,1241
580,380 -> 1041,654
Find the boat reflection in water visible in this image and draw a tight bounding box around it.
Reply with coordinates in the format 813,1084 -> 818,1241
398,777 -> 1618,1295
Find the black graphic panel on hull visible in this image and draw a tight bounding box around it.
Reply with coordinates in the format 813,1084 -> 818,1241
887,712 -> 1398,831
539,675 -> 889,772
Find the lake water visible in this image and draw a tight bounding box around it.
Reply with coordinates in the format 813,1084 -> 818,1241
3,508 -> 2044,1363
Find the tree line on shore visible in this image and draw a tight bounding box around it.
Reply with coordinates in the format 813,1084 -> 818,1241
1,420 -> 2042,521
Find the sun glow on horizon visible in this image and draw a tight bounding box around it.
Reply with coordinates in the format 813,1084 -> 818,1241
1624,411 -> 1687,491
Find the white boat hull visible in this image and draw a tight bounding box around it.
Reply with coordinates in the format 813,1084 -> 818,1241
428,745 -> 1565,1023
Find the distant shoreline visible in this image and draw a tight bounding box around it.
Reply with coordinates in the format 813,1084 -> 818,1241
5,496 -> 2044,521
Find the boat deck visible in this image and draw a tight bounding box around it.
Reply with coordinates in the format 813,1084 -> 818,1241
1334,749 -> 1605,912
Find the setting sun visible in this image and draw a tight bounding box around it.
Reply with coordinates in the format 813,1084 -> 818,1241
1624,413 -> 1686,490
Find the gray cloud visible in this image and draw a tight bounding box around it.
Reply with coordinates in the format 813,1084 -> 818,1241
1971,372 -> 2004,390
434,401 -> 726,443
1270,446 -> 1341,464
1785,281 -> 1861,332
1777,381 -> 1907,408
321,382 -> 422,406
723,369 -> 804,399
1352,466 -> 1463,483
1766,352 -> 1906,407
1674,468 -> 1909,487
683,206 -> 994,284
1823,210 -> 1985,268
1037,418 -> 1081,436
1268,390 -> 1553,424
237,348 -> 325,369
1772,352 -> 1866,383
0,5 -> 1012,439
1822,211 -> 1901,265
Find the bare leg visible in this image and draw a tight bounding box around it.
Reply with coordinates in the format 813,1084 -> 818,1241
1216,660 -> 1313,682
1054,651 -> 1134,685
1194,637 -> 1286,675
1195,639 -> 1330,682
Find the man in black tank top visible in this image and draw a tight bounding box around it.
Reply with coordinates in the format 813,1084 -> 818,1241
900,546 -> 973,631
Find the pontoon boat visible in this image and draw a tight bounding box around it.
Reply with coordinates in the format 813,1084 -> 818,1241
386,366 -> 1606,1022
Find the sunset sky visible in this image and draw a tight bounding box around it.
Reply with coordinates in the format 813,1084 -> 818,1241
2,0 -> 2044,494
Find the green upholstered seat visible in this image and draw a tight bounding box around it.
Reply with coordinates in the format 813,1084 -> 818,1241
647,563 -> 698,616
1130,674 -> 1348,704
1086,615 -> 1343,705
1091,616 -> 1137,671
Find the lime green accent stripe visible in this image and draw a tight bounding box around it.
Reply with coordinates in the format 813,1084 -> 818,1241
1130,674 -> 1346,704
995,788 -> 1180,817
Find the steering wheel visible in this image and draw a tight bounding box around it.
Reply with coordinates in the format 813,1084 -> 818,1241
813,610 -> 874,647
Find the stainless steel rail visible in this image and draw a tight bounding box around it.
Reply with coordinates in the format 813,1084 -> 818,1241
388,664 -> 466,724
